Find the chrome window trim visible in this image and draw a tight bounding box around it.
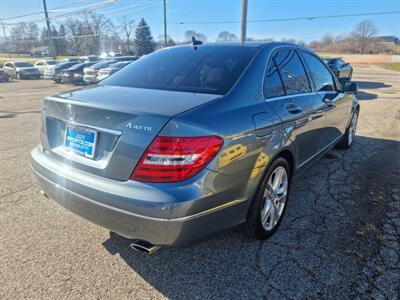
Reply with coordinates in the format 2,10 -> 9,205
262,45 -> 315,101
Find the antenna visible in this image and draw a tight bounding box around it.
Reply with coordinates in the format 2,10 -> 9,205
191,36 -> 203,46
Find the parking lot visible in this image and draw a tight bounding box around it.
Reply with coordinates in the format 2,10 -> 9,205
0,65 -> 399,299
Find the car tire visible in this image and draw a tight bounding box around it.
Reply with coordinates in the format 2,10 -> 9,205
336,109 -> 359,149
246,157 -> 291,240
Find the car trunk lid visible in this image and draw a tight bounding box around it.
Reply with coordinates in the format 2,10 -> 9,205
41,85 -> 220,181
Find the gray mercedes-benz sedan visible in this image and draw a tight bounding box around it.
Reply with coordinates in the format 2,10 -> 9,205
31,42 -> 359,253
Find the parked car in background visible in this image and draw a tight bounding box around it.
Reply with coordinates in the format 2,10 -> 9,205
31,42 -> 359,252
62,62 -> 95,84
97,61 -> 132,81
0,69 -> 9,82
83,60 -> 118,85
50,61 -> 80,82
79,55 -> 99,63
3,61 -> 40,79
34,60 -> 59,76
322,57 -> 353,81
112,56 -> 138,62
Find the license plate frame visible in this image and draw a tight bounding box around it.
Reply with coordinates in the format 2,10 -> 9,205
64,125 -> 97,159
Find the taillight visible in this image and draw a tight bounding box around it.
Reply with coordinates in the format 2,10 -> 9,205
131,136 -> 223,183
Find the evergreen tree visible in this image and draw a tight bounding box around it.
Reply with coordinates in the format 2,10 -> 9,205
133,18 -> 155,56
57,24 -> 67,55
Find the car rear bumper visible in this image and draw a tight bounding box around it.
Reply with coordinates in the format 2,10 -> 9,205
30,146 -> 250,246
83,75 -> 98,84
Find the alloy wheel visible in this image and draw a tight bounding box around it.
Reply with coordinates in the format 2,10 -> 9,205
260,166 -> 288,231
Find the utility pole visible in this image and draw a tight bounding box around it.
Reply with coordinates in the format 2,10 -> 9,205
42,0 -> 56,59
163,0 -> 168,47
240,0 -> 248,44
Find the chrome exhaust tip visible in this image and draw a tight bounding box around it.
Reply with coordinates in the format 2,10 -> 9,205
130,239 -> 160,254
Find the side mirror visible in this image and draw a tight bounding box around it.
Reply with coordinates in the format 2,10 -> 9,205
343,81 -> 358,94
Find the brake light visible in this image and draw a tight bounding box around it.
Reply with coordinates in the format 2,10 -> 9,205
131,136 -> 223,182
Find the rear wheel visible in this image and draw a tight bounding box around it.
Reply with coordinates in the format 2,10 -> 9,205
246,157 -> 291,240
336,110 -> 358,149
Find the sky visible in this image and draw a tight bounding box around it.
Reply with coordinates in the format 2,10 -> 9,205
1,0 -> 399,42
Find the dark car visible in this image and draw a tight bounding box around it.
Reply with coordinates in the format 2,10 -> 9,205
0,69 -> 9,82
47,62 -> 78,82
31,43 -> 359,253
3,61 -> 40,79
322,57 -> 353,81
97,61 -> 132,81
61,62 -> 95,84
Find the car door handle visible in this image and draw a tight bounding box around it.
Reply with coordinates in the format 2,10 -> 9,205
285,102 -> 302,114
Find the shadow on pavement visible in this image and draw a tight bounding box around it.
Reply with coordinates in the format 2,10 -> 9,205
354,81 -> 391,101
102,135 -> 400,299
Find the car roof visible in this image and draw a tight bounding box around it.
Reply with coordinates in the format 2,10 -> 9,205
171,41 -> 308,50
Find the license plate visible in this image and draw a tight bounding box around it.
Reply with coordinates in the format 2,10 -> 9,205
64,125 -> 97,158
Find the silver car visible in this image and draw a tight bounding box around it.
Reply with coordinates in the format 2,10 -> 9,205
31,42 -> 359,253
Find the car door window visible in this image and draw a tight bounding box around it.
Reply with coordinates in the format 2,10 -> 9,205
263,59 -> 285,98
302,52 -> 336,92
273,49 -> 310,95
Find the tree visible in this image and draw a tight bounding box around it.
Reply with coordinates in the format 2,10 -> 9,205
133,18 -> 155,56
57,24 -> 67,55
351,20 -> 378,54
9,22 -> 39,53
82,12 -> 111,55
184,30 -> 207,43
115,16 -> 135,54
155,34 -> 175,49
216,31 -> 238,42
321,33 -> 334,46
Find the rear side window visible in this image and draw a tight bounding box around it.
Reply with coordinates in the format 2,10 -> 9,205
264,59 -> 285,98
102,46 -> 258,95
302,52 -> 336,92
274,49 -> 310,95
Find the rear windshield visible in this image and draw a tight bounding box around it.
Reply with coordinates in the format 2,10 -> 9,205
14,62 -> 33,68
101,46 -> 258,95
90,61 -> 114,69
56,62 -> 76,69
110,61 -> 130,68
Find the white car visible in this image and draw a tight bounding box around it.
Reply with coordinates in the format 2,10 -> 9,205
34,60 -> 59,77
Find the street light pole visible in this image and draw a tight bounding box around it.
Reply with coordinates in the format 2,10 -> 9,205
240,0 -> 248,44
163,0 -> 168,47
42,0 -> 56,59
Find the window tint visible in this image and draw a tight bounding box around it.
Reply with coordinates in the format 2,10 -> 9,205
264,59 -> 285,98
302,52 -> 336,92
102,46 -> 258,95
274,50 -> 310,95
14,62 -> 34,68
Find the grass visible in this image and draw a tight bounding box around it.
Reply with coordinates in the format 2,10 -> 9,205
382,62 -> 400,72
389,45 -> 400,55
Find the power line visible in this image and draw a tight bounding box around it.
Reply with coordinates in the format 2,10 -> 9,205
177,10 -> 400,25
2,0 -> 123,25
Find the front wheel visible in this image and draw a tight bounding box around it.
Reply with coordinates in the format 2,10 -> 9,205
246,157 -> 291,240
336,110 -> 358,149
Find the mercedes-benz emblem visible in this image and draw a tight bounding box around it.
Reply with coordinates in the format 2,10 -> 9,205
66,104 -> 76,121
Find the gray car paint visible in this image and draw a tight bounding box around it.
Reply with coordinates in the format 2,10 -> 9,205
31,42 -> 359,246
